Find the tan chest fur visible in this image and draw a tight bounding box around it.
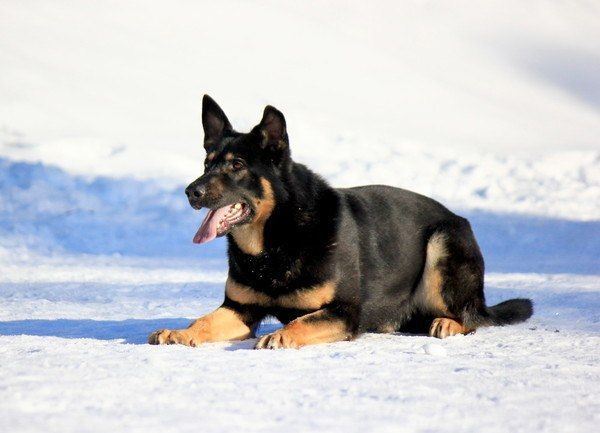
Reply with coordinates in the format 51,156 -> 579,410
225,277 -> 336,310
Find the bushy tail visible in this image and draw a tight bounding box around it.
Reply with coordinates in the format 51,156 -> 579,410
486,298 -> 533,325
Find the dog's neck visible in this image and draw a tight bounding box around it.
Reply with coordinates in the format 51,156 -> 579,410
229,177 -> 276,255
229,161 -> 338,257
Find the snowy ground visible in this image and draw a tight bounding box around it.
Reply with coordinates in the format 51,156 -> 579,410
1,1 -> 599,432
0,251 -> 598,433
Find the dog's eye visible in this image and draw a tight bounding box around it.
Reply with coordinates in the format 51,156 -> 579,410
231,159 -> 245,171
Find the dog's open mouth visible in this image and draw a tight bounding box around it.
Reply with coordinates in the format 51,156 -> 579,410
193,202 -> 252,244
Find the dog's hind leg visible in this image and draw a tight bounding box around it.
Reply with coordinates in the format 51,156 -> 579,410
413,230 -> 473,338
417,224 -> 484,338
417,220 -> 532,339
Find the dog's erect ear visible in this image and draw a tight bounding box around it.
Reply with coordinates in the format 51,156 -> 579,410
202,95 -> 232,149
255,105 -> 288,151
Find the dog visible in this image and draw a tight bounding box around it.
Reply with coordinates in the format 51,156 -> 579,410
148,95 -> 533,349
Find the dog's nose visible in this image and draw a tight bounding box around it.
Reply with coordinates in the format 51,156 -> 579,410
185,185 -> 206,200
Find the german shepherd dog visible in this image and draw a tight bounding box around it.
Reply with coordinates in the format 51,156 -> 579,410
148,95 -> 533,349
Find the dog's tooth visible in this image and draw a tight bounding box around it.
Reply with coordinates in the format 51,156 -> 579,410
227,209 -> 242,219
234,203 -> 241,209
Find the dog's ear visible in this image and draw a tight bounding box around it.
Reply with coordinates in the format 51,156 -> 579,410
202,95 -> 232,149
254,105 -> 288,152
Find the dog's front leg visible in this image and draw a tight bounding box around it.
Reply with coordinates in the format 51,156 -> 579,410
148,306 -> 256,346
255,305 -> 357,349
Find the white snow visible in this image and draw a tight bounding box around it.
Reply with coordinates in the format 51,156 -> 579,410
0,1 -> 599,432
2,1 -> 600,221
422,342 -> 447,357
0,251 -> 598,433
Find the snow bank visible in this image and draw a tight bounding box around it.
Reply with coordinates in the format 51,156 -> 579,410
1,158 -> 597,273
1,1 -> 599,222
0,158 -> 225,259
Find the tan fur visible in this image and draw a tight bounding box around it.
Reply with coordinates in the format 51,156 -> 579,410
224,152 -> 234,161
225,277 -> 271,306
230,177 -> 276,255
226,277 -> 336,310
255,310 -> 351,349
206,151 -> 217,161
278,282 -> 336,309
414,233 -> 451,316
148,307 -> 252,346
429,317 -> 472,339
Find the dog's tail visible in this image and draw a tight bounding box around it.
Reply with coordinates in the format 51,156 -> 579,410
468,298 -> 533,327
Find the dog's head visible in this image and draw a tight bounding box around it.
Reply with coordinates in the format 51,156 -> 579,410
186,95 -> 289,244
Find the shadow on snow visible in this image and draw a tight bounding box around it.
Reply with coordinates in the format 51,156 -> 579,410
0,286 -> 597,343
0,318 -> 282,346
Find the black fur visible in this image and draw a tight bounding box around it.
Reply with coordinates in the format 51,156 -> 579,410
483,299 -> 534,326
184,95 -> 533,343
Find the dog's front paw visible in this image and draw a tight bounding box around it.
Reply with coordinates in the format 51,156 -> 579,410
254,329 -> 299,349
148,329 -> 197,346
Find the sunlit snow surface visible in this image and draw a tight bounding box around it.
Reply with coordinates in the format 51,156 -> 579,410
1,1 -> 599,432
0,251 -> 598,433
0,163 -> 598,433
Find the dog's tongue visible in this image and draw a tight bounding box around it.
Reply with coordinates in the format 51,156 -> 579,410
193,206 -> 231,244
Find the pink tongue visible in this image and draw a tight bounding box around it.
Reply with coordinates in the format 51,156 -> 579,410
193,206 -> 232,244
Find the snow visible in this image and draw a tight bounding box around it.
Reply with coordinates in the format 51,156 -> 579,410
0,1 -> 599,432
1,251 -> 599,433
422,342 -> 447,357
2,1 -> 600,221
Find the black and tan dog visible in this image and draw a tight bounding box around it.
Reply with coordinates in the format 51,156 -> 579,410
148,95 -> 533,349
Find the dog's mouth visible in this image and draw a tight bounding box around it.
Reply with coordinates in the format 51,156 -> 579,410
193,202 -> 252,244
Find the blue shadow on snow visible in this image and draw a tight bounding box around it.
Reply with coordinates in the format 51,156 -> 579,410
0,319 -> 282,345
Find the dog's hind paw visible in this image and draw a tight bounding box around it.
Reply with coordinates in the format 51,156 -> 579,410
429,318 -> 473,339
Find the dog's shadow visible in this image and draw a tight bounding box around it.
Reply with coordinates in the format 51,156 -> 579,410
0,318 -> 282,347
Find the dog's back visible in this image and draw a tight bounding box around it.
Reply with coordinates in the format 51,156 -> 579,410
337,184 -> 457,298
